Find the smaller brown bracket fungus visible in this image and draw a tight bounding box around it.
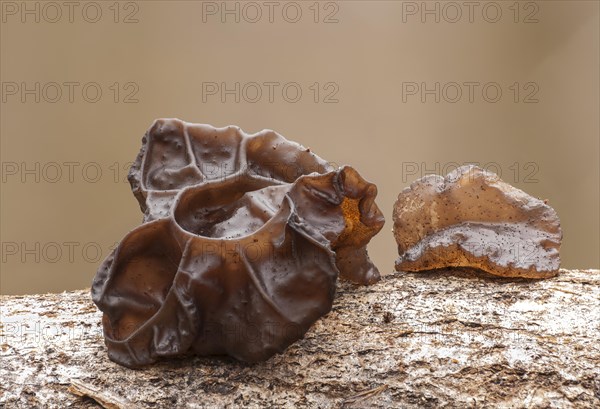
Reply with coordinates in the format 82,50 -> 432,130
393,165 -> 562,278
92,119 -> 384,368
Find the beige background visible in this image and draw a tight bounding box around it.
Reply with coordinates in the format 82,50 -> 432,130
1,1 -> 598,295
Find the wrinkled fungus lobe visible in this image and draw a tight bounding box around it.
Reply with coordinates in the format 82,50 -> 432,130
393,165 -> 562,278
92,119 -> 384,368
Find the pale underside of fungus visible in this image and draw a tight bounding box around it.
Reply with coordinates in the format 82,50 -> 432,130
393,165 -> 562,278
92,119 -> 384,368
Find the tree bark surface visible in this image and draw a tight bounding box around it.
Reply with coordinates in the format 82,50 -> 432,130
1,269 -> 599,408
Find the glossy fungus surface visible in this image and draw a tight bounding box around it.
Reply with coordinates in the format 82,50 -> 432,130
92,119 -> 384,368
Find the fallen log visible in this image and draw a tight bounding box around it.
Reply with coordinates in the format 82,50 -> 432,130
1,269 -> 599,408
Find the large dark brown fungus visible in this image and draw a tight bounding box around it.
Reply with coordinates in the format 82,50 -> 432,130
92,119 -> 384,368
393,165 -> 562,278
